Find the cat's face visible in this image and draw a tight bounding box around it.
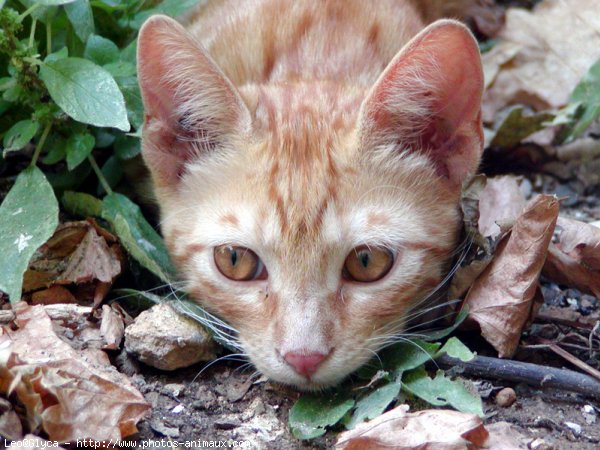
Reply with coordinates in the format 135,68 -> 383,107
137,16 -> 483,389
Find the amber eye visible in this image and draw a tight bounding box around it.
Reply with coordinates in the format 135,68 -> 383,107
214,245 -> 267,281
343,246 -> 394,282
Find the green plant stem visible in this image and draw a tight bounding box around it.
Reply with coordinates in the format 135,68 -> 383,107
17,3 -> 42,22
46,21 -> 52,55
88,154 -> 113,195
29,19 -> 37,48
30,123 -> 52,167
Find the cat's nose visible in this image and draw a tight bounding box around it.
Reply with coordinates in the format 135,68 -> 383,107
284,351 -> 328,377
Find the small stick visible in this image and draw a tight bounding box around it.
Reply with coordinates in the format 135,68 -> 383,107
436,354 -> 600,400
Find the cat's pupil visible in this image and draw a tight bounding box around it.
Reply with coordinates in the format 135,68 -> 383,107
230,247 -> 238,266
359,251 -> 370,268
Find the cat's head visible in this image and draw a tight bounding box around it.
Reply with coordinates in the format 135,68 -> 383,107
137,15 -> 483,389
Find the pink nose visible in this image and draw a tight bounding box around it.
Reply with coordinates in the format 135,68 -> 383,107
284,351 -> 328,377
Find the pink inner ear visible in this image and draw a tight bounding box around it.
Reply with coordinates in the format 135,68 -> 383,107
137,15 -> 250,187
360,20 -> 484,186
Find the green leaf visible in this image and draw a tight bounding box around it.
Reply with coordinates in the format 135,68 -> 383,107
437,337 -> 475,362
45,47 -> 69,63
65,0 -> 95,42
129,0 -> 201,29
62,191 -> 102,217
490,106 -> 554,148
289,392 -> 355,440
403,367 -> 484,417
120,38 -> 137,64
422,306 -> 469,342
2,119 -> 39,154
116,75 -> 143,129
42,134 -> 67,164
39,0 -> 78,4
98,155 -> 123,195
0,166 -> 59,303
84,34 -> 119,66
18,0 -> 58,22
39,57 -> 130,131
65,131 -> 95,170
104,61 -> 136,77
380,340 -> 440,374
114,134 -> 140,160
563,58 -> 600,142
345,381 -> 401,429
101,193 -> 177,282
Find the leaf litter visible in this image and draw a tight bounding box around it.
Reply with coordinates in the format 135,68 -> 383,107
0,302 -> 149,442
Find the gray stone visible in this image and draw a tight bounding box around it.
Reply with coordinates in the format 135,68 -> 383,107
124,302 -> 217,370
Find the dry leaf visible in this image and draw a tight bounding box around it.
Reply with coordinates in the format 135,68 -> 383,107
335,404 -> 489,450
464,195 -> 559,357
478,176 -> 527,239
484,422 -> 529,449
543,218 -> 600,297
0,302 -> 149,443
23,221 -> 123,306
100,304 -> 125,350
482,0 -> 600,121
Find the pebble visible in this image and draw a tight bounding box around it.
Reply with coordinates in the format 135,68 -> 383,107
124,302 -> 217,370
582,405 -> 597,425
163,383 -> 185,397
495,387 -> 517,407
171,404 -> 185,414
529,438 -> 553,450
564,421 -> 582,435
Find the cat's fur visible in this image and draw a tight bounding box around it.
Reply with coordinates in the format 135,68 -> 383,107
137,0 -> 483,389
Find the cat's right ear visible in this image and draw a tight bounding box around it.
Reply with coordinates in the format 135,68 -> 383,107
137,15 -> 251,188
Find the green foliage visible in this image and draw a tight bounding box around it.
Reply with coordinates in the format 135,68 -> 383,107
0,0 -> 199,303
556,58 -> 600,143
101,193 -> 178,283
289,392 -> 355,440
0,166 -> 58,302
289,317 -> 482,439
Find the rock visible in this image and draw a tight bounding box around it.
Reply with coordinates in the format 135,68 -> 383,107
564,421 -> 582,435
124,302 -> 217,370
495,387 -> 517,407
529,438 -> 553,450
162,383 -> 185,398
582,404 -> 597,425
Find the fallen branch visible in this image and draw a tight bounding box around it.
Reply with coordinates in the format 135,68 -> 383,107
435,354 -> 600,400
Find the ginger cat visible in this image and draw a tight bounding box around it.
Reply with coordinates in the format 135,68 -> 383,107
137,0 -> 483,390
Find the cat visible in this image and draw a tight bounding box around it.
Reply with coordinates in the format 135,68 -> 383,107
137,0 -> 483,390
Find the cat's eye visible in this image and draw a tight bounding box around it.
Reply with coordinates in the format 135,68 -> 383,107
214,245 -> 267,281
343,246 -> 394,283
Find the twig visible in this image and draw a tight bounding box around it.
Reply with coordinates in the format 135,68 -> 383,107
435,354 -> 600,400
535,337 -> 600,382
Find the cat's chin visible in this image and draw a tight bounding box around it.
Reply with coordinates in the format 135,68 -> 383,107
272,375 -> 347,392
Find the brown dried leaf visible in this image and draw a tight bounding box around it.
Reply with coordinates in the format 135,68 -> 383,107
100,304 -> 125,350
464,195 -> 559,357
482,0 -> 600,121
543,218 -> 600,297
0,302 -> 149,443
23,221 -> 122,306
478,176 -> 527,239
31,285 -> 77,305
335,404 -> 489,450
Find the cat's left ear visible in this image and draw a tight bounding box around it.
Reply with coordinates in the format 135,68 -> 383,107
358,20 -> 483,187
137,15 -> 251,188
